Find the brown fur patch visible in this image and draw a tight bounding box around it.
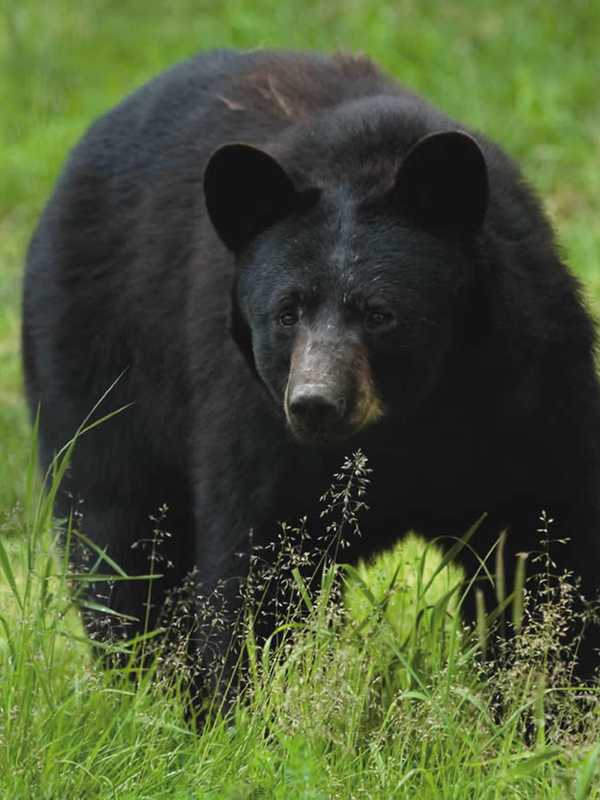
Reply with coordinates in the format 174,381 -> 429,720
266,75 -> 294,118
241,53 -> 381,124
246,72 -> 306,120
351,351 -> 385,430
217,95 -> 246,112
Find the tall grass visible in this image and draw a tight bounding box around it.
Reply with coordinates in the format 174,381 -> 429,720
1,433 -> 599,798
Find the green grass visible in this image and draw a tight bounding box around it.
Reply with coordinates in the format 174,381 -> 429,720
2,1 -> 600,796
2,442 -> 599,798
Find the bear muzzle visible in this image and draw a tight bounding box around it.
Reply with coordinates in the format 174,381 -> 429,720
284,333 -> 384,445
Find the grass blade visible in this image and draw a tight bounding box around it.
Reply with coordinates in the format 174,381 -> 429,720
80,599 -> 139,622
512,552 -> 528,632
422,513 -> 487,596
576,743 -> 600,800
291,567 -> 314,613
0,536 -> 22,610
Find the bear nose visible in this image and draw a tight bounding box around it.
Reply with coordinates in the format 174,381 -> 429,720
288,384 -> 346,431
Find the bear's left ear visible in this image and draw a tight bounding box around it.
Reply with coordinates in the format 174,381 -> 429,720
204,143 -> 302,252
394,130 -> 488,234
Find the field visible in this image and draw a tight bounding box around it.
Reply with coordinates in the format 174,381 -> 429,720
1,1 -> 600,797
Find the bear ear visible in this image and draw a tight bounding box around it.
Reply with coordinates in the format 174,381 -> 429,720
394,130 -> 488,234
204,143 -> 300,252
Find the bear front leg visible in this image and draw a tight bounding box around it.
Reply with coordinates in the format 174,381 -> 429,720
60,488 -> 196,670
186,511 -> 325,719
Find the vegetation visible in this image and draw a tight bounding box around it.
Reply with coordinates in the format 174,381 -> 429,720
1,1 -> 600,796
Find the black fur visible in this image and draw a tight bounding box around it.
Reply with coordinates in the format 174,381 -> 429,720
23,49 -> 600,693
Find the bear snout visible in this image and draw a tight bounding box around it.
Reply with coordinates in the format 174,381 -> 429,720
284,334 -> 384,444
286,382 -> 347,440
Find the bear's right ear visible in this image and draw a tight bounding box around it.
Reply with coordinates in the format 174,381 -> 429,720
204,144 -> 300,252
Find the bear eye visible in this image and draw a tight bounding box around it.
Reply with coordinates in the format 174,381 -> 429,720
279,309 -> 299,327
365,308 -> 394,331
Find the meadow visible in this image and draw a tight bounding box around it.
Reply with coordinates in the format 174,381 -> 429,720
1,1 -> 600,796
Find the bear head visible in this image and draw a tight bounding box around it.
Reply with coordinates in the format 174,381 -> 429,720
204,127 -> 488,446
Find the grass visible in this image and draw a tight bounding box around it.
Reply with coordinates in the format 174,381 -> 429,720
1,0 -> 600,796
2,442 -> 599,798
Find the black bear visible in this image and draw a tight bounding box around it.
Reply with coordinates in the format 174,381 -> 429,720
23,49 -> 600,694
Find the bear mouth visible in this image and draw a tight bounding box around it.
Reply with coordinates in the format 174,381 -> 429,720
287,421 -> 354,448
286,402 -> 384,448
